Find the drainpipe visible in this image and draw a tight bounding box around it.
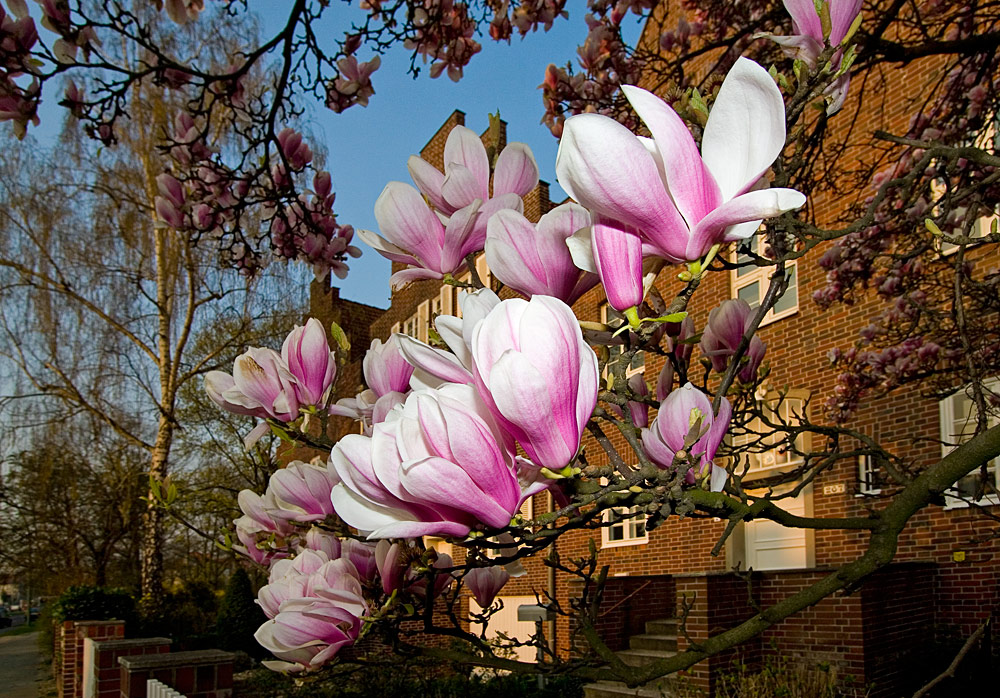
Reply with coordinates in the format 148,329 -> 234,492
547,491 -> 557,657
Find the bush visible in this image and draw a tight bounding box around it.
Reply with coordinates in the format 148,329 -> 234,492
216,568 -> 267,658
716,656 -> 869,698
50,586 -> 136,628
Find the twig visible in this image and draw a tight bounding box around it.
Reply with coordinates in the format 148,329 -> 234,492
912,616 -> 990,698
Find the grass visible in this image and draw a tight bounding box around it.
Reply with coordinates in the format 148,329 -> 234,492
0,620 -> 39,637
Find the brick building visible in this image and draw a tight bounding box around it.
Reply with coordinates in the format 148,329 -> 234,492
310,46 -> 998,696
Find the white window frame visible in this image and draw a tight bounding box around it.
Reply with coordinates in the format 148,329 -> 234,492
601,505 -> 648,548
599,303 -> 644,379
731,234 -> 798,326
598,477 -> 648,548
933,116 -> 998,256
939,380 -> 999,509
730,393 -> 809,481
856,455 -> 882,496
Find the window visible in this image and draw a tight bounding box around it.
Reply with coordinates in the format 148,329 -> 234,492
731,234 -> 798,325
598,477 -> 648,548
857,455 -> 882,496
933,115 -> 998,256
730,393 -> 809,480
939,381 -> 999,508
602,505 -> 648,548
599,303 -> 644,378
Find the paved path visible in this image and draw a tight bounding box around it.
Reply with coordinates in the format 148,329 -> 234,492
0,631 -> 42,697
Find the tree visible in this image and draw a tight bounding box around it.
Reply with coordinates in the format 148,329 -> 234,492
0,84 -> 307,615
0,423 -> 144,591
194,0 -> 1000,690
2,0 -> 999,691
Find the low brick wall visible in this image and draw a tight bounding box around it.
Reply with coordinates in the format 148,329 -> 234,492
83,637 -> 171,698
118,650 -> 234,698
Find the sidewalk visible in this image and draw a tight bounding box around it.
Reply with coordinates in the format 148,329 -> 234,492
0,630 -> 43,697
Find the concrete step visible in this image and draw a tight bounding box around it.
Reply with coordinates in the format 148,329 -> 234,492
644,618 -> 678,636
617,648 -> 678,667
583,679 -> 678,698
629,633 -> 678,652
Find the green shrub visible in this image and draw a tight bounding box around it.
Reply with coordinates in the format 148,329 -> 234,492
216,568 -> 267,658
50,586 -> 136,628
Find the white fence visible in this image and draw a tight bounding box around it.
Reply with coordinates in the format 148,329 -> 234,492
146,678 -> 187,698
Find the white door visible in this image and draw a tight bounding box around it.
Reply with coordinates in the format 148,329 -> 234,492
743,485 -> 814,571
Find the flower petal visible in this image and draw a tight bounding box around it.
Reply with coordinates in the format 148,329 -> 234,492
407,155 -> 449,212
622,85 -> 722,228
373,181 -> 444,267
556,113 -> 687,240
701,58 -> 787,201
493,142 -> 539,197
443,125 -> 489,200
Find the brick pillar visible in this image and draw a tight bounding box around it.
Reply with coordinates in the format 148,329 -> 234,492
56,620 -> 125,698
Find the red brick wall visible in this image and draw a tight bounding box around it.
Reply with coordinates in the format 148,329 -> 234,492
57,620 -> 125,698
568,574 -> 675,654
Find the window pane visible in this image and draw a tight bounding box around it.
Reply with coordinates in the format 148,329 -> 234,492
772,266 -> 798,315
737,281 -> 760,308
736,240 -> 755,277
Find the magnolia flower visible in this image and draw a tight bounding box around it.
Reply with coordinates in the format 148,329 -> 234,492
641,383 -> 732,491
395,288 -> 501,388
282,318 -> 337,407
699,299 -> 766,383
205,348 -> 298,421
766,0 -> 862,113
555,58 -> 806,264
267,460 -> 341,523
233,490 -> 293,566
407,124 -> 538,224
255,552 -> 368,672
566,216 -> 645,313
363,335 -> 414,397
484,203 -> 598,304
330,335 -> 411,432
471,295 -> 599,470
465,566 -> 510,608
358,182 -> 508,288
329,383 -> 541,539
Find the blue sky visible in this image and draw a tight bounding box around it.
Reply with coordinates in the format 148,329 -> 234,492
299,4 -> 645,309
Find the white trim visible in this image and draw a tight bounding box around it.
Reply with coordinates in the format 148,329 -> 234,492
600,505 -> 649,548
730,235 -> 798,326
939,381 -> 1000,509
856,455 -> 882,496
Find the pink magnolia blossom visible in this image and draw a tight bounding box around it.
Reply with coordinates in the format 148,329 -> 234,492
766,0 -> 862,114
699,299 -> 766,383
329,383 -> 541,539
484,202 -> 598,304
375,540 -> 406,596
641,383 -> 732,491
205,348 -> 299,422
267,460 -> 341,523
471,295 -> 599,470
363,335 -> 414,397
282,318 -> 337,407
255,552 -> 368,672
566,216 -> 645,313
340,538 -> 378,583
407,124 -> 538,225
555,58 -> 806,264
358,182 -> 503,288
465,566 -> 510,608
327,55 -> 381,113
233,490 -> 293,566
301,527 -> 342,559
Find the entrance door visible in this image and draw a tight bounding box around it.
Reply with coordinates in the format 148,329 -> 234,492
742,485 -> 814,571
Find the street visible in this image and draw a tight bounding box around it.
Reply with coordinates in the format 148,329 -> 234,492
0,629 -> 43,698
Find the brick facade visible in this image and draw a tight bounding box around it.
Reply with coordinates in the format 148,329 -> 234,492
309,45 -> 999,693
57,620 -> 126,698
